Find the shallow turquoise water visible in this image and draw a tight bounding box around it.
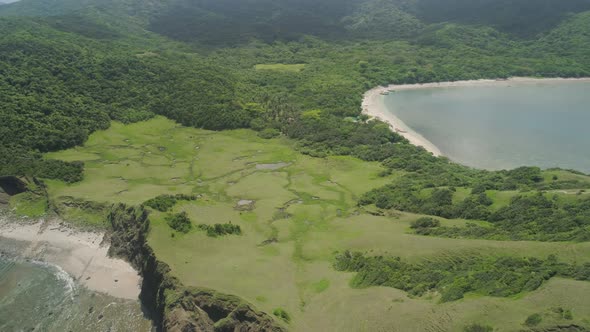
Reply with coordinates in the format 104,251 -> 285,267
0,256 -> 153,331
383,82 -> 590,173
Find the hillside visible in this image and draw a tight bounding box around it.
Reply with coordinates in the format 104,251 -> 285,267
1,0 -> 590,331
3,0 -> 590,41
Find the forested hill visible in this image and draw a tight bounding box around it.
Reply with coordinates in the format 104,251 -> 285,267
3,0 -> 590,43
1,0 -> 590,182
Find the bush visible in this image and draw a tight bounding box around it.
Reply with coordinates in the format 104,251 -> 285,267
334,252 -> 589,302
524,313 -> 542,326
410,217 -> 440,229
35,160 -> 84,183
272,308 -> 291,323
464,324 -> 493,332
144,194 -> 197,212
166,212 -> 192,233
198,223 -> 242,237
553,307 -> 574,320
258,128 -> 281,139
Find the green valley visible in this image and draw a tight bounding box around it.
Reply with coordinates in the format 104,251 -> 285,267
18,117 -> 586,331
2,0 -> 590,331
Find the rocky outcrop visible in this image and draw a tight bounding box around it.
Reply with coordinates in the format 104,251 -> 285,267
529,325 -> 588,332
107,204 -> 285,332
0,190 -> 9,206
0,176 -> 47,208
166,288 -> 284,332
0,176 -> 28,196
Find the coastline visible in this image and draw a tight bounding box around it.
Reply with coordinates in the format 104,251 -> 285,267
362,77 -> 590,157
0,216 -> 141,300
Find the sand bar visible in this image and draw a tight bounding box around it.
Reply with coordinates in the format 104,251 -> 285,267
362,77 -> 590,156
0,216 -> 141,300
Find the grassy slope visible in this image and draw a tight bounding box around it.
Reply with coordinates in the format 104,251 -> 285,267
45,117 -> 590,331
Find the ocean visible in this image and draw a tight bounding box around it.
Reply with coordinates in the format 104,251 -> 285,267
383,81 -> 590,173
0,244 -> 153,331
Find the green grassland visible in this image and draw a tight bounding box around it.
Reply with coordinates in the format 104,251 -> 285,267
45,117 -> 590,331
9,192 -> 48,218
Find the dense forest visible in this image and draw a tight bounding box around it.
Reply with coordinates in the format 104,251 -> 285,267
1,0 -> 589,234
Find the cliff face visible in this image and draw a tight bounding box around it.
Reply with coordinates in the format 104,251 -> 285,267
0,176 -> 28,196
0,176 -> 28,206
107,204 -> 285,332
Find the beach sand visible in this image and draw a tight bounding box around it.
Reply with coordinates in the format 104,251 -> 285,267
0,217 -> 141,300
362,77 -> 590,157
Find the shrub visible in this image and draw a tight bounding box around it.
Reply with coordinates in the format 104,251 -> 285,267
464,324 -> 493,332
35,160 -> 84,183
552,307 -> 574,320
410,217 -> 440,229
166,212 -> 192,233
198,223 -> 242,237
334,252 -> 589,302
273,308 -> 291,323
144,194 -> 198,212
524,313 -> 542,326
258,128 -> 281,139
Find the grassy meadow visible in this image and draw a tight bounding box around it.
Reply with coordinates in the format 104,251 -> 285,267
44,117 -> 590,331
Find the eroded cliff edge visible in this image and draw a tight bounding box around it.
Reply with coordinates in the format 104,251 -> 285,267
107,204 -> 286,332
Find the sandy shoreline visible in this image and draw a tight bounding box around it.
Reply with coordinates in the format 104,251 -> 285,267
362,77 -> 590,156
0,216 -> 141,300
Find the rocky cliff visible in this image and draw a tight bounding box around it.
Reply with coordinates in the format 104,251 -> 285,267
107,204 -> 285,332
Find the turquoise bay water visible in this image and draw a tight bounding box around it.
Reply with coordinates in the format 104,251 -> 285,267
383,82 -> 590,173
0,253 -> 152,331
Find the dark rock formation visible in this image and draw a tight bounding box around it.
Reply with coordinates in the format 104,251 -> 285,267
0,176 -> 27,196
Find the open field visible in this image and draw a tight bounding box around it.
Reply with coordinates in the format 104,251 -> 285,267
45,117 -> 590,331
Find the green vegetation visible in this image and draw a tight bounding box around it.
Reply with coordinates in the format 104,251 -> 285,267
43,119 -> 590,331
410,217 -> 440,229
3,0 -> 590,184
361,163 -> 590,241
106,203 -> 285,331
166,212 -> 192,233
198,223 -> 242,237
311,279 -> 330,294
9,192 -> 48,218
52,196 -> 108,228
407,191 -> 590,241
2,0 -> 590,330
255,64 -> 306,72
549,307 -> 575,321
273,308 -> 291,323
334,251 -> 590,302
525,313 -> 542,326
144,194 -> 197,212
463,324 -> 493,332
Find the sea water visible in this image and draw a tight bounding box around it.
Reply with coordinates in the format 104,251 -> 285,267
0,248 -> 153,331
383,81 -> 590,173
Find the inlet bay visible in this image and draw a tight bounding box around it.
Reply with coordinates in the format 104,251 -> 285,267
383,81 -> 590,173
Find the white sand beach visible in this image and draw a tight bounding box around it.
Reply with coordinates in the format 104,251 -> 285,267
0,217 -> 141,300
362,77 -> 590,157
